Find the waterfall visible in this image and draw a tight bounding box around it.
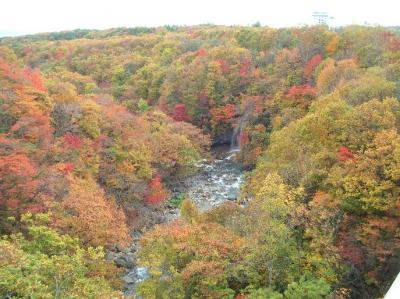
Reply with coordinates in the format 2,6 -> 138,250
229,122 -> 242,152
229,102 -> 253,153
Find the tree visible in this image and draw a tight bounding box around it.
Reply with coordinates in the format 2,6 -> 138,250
240,58 -> 251,78
240,173 -> 302,290
63,133 -> 82,149
22,68 -> 47,92
337,146 -> 355,162
172,103 -> 191,122
236,124 -> 268,169
1,25 -> 399,298
145,175 -> 167,204
273,47 -> 303,88
52,176 -> 131,248
210,104 -> 236,124
325,34 -> 338,56
284,276 -> 330,299
336,70 -> 396,106
137,98 -> 150,113
302,191 -> 342,284
286,84 -> 317,107
357,45 -> 382,68
0,153 -> 41,217
138,221 -> 244,298
245,287 -> 283,299
0,213 -> 123,298
0,99 -> 12,133
51,102 -> 83,137
304,54 -> 322,78
317,59 -> 359,95
112,65 -> 130,99
78,98 -> 101,138
180,198 -> 199,224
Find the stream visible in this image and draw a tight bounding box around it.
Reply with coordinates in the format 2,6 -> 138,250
119,145 -> 245,296
170,145 -> 244,212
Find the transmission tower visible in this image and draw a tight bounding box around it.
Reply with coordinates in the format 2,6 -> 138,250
312,11 -> 334,26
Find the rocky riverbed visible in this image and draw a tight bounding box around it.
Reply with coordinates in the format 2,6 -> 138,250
109,146 -> 244,297
168,148 -> 244,212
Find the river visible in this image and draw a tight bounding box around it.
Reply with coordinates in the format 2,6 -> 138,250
169,144 -> 244,212
121,145 -> 245,296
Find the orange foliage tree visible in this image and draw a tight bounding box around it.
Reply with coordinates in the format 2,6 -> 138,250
22,68 -> 47,92
0,153 -> 40,213
52,176 -> 131,248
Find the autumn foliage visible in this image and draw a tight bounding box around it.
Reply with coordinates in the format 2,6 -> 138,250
23,68 -> 47,92
0,154 -> 40,212
53,177 -> 131,248
58,162 -> 75,175
139,221 -> 244,298
286,84 -> 317,100
240,58 -> 251,77
216,59 -> 230,73
0,24 -> 399,298
337,146 -> 355,162
337,231 -> 365,267
304,54 -> 322,78
64,133 -> 83,149
172,103 -> 191,122
210,104 -> 236,124
145,175 -> 167,204
196,48 -> 207,57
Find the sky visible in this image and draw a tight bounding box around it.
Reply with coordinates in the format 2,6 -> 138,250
0,0 -> 399,37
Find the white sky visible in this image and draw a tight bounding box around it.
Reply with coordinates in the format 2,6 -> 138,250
0,0 -> 399,37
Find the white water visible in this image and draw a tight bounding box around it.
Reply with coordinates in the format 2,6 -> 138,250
187,151 -> 243,211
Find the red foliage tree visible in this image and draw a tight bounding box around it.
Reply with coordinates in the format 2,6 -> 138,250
304,54 -> 322,78
22,68 -> 47,92
64,133 -> 83,149
197,48 -> 208,57
337,231 -> 364,267
240,58 -> 251,78
145,175 -> 167,204
337,146 -> 356,162
210,104 -> 236,124
216,59 -> 230,74
0,154 -> 40,212
382,32 -> 400,52
11,110 -> 53,148
53,48 -> 65,60
239,131 -> 249,146
172,103 -> 191,122
287,84 -> 317,100
58,162 -> 75,175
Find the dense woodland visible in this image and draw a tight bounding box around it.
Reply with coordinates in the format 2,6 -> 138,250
0,25 -> 399,298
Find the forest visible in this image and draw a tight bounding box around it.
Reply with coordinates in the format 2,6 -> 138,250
0,24 -> 399,298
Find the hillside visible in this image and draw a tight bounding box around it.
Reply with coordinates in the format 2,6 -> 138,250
0,25 -> 399,298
